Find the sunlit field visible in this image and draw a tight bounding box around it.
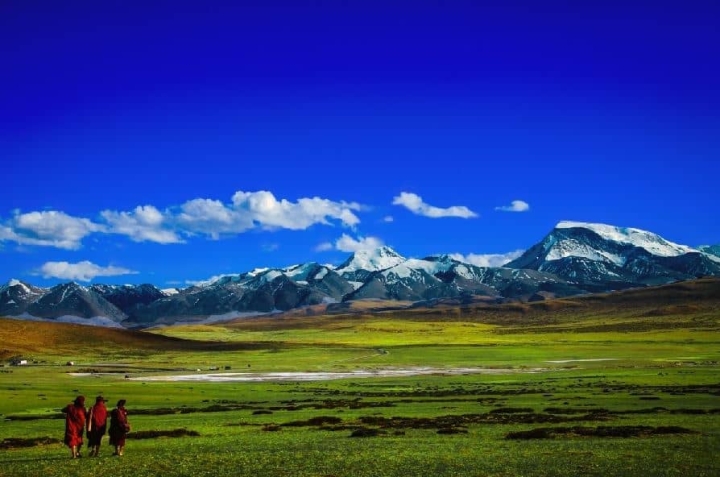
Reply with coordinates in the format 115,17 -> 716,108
1,279 -> 719,476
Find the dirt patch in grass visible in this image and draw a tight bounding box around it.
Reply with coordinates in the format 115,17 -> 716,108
544,407 -> 611,415
489,407 -> 535,414
128,429 -> 200,439
350,427 -> 386,438
351,410 -> 610,431
0,437 -> 61,449
283,416 -> 343,427
273,410 -> 610,435
133,403 -> 261,416
271,399 -> 395,411
312,386 -> 550,399
437,427 -> 468,434
505,425 -> 696,439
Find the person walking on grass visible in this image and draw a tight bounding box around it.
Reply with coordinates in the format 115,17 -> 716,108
86,395 -> 108,457
109,399 -> 130,456
61,395 -> 86,459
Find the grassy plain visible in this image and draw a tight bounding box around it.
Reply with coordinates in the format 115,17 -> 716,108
0,279 -> 719,476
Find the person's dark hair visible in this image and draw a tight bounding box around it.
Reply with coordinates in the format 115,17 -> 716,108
117,399 -> 126,407
74,395 -> 85,406
96,395 -> 105,403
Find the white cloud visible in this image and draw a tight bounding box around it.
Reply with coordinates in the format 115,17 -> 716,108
392,192 -> 478,219
495,200 -> 530,212
315,242 -> 334,252
101,205 -> 184,244
383,215 -> 394,223
104,191 -> 363,243
0,211 -> 104,250
231,190 -> 362,230
37,260 -> 138,282
448,250 -> 525,267
2,191 -> 365,249
316,234 -> 385,253
334,234 -> 384,252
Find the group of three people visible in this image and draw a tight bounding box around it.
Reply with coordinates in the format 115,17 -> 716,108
62,395 -> 130,458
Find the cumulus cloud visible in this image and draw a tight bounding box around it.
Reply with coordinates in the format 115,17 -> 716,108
316,234 -> 385,252
37,260 -> 138,282
495,200 -> 530,212
392,192 -> 477,219
174,198 -> 252,238
0,190 -> 366,249
0,211 -> 104,250
333,234 -> 384,252
448,250 -> 525,267
101,205 -> 184,244
231,190 -> 361,230
102,191 -> 363,243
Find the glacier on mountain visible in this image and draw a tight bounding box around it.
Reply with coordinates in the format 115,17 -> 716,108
556,221 -> 695,257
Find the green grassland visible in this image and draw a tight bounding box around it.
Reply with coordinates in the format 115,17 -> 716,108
1,279 -> 719,476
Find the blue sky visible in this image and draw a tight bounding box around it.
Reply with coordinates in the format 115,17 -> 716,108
2,1 -> 719,287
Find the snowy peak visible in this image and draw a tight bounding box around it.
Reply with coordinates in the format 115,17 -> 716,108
282,262 -> 324,281
2,279 -> 38,295
380,258 -> 449,282
555,221 -> 694,257
336,246 -> 406,274
699,245 -> 720,262
506,221 -> 720,286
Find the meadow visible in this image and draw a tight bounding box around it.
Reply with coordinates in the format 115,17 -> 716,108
1,279 -> 719,476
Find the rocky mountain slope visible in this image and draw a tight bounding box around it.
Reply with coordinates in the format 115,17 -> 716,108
2,221 -> 718,328
506,221 -> 720,289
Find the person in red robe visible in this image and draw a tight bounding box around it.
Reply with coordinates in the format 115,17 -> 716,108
61,395 -> 86,458
109,399 -> 130,456
86,395 -> 108,457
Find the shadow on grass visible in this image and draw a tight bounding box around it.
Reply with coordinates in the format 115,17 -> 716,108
0,456 -> 70,464
128,429 -> 200,439
0,437 -> 61,449
505,425 -> 697,439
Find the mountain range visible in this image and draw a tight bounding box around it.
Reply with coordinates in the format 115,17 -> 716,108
2,221 -> 719,328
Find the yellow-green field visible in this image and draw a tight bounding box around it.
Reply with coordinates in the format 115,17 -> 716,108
1,279 -> 719,476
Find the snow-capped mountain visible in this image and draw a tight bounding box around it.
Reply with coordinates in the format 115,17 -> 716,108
345,254 -> 581,302
2,221 -> 718,328
506,221 -> 720,287
699,244 -> 720,259
90,283 -> 166,314
0,279 -> 47,316
335,246 -> 406,283
25,282 -> 126,322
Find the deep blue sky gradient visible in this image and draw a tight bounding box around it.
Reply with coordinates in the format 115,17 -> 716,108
2,1 -> 719,286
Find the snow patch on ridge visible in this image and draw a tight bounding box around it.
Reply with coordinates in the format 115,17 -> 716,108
556,221 -> 694,257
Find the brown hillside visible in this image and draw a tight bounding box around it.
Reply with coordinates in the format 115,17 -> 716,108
227,278 -> 720,332
379,277 -> 720,330
0,318 -> 273,359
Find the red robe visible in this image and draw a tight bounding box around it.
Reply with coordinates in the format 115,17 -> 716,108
109,407 -> 130,446
87,402 -> 108,445
62,404 -> 86,447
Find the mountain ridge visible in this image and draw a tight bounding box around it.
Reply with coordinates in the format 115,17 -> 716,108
2,221 -> 719,328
